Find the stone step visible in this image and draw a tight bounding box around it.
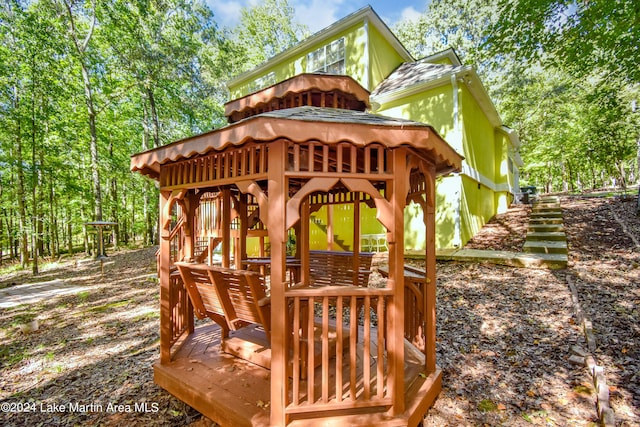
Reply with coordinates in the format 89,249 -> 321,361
538,196 -> 560,204
527,232 -> 567,242
531,211 -> 563,218
436,249 -> 567,269
528,223 -> 565,232
533,205 -> 562,212
523,240 -> 568,255
529,217 -> 564,225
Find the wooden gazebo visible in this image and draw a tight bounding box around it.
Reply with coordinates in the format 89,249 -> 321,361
131,74 -> 462,426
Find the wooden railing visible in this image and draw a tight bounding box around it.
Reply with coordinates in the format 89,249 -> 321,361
159,214 -> 194,350
169,271 -> 193,347
379,265 -> 429,355
286,141 -> 389,176
284,286 -> 394,416
160,143 -> 269,189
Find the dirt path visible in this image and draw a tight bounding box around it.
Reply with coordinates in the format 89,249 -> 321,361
0,196 -> 638,426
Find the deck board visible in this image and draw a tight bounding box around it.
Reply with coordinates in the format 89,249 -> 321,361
155,323 -> 441,426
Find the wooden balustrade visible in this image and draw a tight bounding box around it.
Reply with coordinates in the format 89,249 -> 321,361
160,143 -> 269,189
284,286 -> 394,416
168,271 -> 193,347
286,141 -> 389,176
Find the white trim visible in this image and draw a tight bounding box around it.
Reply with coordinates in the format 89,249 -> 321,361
462,163 -> 514,193
499,125 -> 520,149
363,17 -> 370,90
451,74 -> 460,134
422,48 -> 462,66
227,6 -> 412,89
453,174 -> 462,247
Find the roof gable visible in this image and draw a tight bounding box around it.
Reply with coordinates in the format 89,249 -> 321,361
227,6 -> 412,90
421,48 -> 462,66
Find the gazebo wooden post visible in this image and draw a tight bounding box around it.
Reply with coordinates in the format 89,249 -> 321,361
326,202 -> 334,250
236,193 -> 248,269
267,142 -> 288,426
353,192 -> 361,283
158,189 -> 173,365
388,148 -> 407,415
184,193 -> 197,261
300,198 -> 310,285
423,164 -> 437,373
221,189 -> 231,268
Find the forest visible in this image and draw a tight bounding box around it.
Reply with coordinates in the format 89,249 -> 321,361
1,0 -> 638,272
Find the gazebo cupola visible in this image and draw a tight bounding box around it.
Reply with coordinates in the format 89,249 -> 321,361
224,73 -> 370,123
131,73 -> 462,426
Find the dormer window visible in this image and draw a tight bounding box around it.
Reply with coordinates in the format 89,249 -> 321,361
307,38 -> 345,75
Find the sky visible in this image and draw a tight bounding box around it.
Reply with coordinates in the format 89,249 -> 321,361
206,0 -> 428,34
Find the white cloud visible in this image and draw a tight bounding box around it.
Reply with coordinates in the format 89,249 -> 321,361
292,0 -> 345,33
207,0 -> 245,28
399,6 -> 422,23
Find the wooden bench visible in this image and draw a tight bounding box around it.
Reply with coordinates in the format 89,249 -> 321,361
308,250 -> 374,288
175,262 -> 270,334
176,261 -> 349,372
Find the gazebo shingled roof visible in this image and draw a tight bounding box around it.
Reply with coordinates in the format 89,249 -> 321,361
224,73 -> 370,122
131,106 -> 461,180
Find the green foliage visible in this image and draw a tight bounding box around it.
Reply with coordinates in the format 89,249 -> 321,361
231,0 -> 309,71
489,0 -> 640,84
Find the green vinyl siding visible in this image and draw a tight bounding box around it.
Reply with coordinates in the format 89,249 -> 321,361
459,85 -> 495,179
376,85 -> 455,143
368,25 -> 405,90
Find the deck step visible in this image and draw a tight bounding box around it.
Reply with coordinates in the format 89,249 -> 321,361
523,240 -> 568,255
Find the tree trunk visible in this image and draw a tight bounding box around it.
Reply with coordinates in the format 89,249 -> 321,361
147,87 -> 160,148
7,209 -> 16,260
68,219 -> 73,256
111,177 -> 119,250
0,208 -> 3,266
14,90 -> 29,268
82,205 -> 90,256
636,135 -> 640,213
31,88 -> 39,275
63,0 -> 102,222
49,176 -> 58,258
87,94 -> 102,221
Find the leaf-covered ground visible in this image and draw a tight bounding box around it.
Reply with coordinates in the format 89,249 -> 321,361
0,195 -> 638,426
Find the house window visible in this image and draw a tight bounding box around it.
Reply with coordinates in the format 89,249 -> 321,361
307,38 -> 345,74
249,72 -> 276,93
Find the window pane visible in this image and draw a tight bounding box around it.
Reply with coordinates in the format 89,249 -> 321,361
327,39 -> 344,64
326,60 -> 344,75
306,38 -> 344,73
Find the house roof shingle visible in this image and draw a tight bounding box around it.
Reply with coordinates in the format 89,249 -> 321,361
371,59 -> 466,98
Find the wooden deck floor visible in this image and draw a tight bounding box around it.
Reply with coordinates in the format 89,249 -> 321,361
154,323 -> 442,427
